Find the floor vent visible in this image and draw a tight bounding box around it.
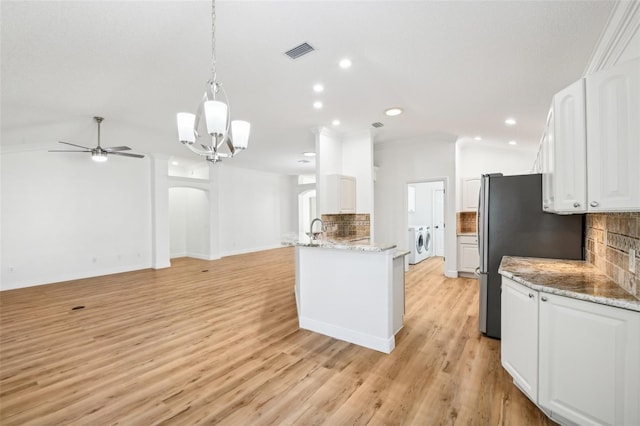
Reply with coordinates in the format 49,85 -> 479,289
285,42 -> 315,60
371,122 -> 384,128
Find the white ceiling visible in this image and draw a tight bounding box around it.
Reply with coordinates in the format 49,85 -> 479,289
1,1 -> 614,175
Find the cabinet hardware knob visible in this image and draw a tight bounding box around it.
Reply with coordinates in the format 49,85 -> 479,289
541,296 -> 548,302
573,202 -> 580,208
590,201 -> 599,207
529,293 -> 534,298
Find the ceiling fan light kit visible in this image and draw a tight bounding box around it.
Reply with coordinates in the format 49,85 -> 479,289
176,0 -> 251,164
50,116 -> 145,162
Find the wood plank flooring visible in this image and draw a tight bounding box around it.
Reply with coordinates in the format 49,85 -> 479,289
0,248 -> 552,425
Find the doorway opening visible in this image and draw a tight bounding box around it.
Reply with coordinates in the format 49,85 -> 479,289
407,180 -> 445,265
169,187 -> 210,259
298,189 -> 317,235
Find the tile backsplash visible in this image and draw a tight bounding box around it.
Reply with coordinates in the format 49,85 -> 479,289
321,214 -> 370,239
456,211 -> 477,234
586,212 -> 640,299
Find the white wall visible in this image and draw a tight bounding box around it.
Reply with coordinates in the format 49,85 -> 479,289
1,150 -> 297,290
1,150 -> 153,290
218,165 -> 296,257
374,136 -> 458,277
316,127 -> 375,225
342,131 -> 374,216
455,140 -> 537,210
315,128 -> 342,216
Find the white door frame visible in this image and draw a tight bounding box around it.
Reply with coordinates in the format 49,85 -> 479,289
405,178 -> 447,267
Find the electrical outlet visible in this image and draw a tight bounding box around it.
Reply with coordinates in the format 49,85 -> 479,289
630,249 -> 637,274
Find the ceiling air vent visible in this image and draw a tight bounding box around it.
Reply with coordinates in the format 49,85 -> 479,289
371,122 -> 384,128
285,42 -> 315,60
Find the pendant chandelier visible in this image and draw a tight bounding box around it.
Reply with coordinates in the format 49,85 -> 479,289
176,0 -> 250,164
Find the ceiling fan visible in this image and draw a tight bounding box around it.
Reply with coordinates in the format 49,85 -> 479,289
50,116 -> 144,162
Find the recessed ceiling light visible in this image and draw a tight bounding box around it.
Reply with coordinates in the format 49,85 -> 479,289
505,118 -> 517,126
384,107 -> 404,117
332,119 -> 341,126
313,84 -> 324,93
171,161 -> 179,166
298,159 -> 310,164
339,58 -> 352,69
508,140 -> 517,145
313,101 -> 323,109
473,136 -> 482,141
303,152 -> 316,157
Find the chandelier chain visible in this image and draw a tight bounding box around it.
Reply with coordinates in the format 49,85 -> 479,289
210,0 -> 217,85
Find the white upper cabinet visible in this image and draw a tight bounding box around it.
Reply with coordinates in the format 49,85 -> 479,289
461,177 -> 481,212
544,57 -> 639,213
541,108 -> 555,211
543,79 -> 587,213
586,57 -> 640,211
325,174 -> 356,214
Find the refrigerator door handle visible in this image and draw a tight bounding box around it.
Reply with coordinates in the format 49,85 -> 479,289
479,273 -> 488,333
477,175 -> 489,274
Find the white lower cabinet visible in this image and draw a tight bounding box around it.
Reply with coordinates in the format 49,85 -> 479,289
538,292 -> 640,426
501,277 -> 640,426
501,279 -> 538,401
457,235 -> 479,274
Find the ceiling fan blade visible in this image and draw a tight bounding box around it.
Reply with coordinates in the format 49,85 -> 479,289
58,141 -> 92,150
110,151 -> 145,158
49,149 -> 92,153
103,146 -> 131,152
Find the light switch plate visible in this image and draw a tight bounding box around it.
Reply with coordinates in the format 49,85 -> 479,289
630,249 -> 636,274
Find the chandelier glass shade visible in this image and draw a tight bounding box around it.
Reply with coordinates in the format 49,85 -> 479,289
176,0 -> 250,163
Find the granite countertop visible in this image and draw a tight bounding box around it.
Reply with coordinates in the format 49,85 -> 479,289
290,234 -> 396,252
499,256 -> 640,312
393,250 -> 411,259
296,239 -> 396,252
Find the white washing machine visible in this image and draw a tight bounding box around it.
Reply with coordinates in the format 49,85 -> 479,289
408,226 -> 429,264
423,226 -> 433,258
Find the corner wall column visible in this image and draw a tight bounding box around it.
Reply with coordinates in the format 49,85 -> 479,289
151,154 -> 171,268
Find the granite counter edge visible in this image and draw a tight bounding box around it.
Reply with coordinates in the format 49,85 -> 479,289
498,267 -> 640,313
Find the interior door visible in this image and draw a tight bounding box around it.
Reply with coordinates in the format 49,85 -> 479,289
433,189 -> 445,256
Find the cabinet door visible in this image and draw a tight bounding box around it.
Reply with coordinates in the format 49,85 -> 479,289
586,57 -> 640,211
462,178 -> 481,212
552,79 -> 587,212
501,278 -> 539,402
339,176 -> 356,213
457,240 -> 479,273
539,293 -> 640,426
542,107 -> 554,212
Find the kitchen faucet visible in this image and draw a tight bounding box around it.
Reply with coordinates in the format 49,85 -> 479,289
309,218 -> 326,241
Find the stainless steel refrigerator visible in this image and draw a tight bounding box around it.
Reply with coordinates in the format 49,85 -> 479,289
477,173 -> 583,339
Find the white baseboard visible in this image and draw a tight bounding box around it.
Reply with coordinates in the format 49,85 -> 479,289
220,243 -> 284,258
0,262 -> 152,291
299,316 -> 395,354
445,269 -> 459,278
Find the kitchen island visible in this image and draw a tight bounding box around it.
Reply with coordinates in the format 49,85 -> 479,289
294,237 -> 408,353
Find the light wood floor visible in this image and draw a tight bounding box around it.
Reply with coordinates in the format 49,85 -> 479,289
1,248 -> 552,425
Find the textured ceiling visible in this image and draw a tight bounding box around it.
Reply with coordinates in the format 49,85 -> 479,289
1,1 -> 614,174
